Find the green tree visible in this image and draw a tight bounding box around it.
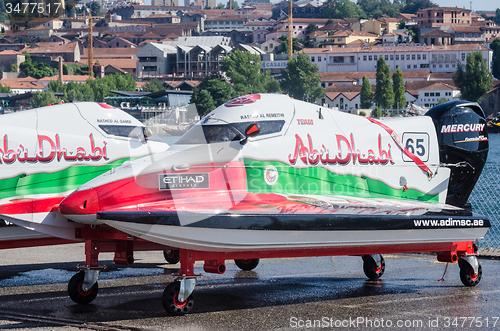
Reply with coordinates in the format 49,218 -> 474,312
357,0 -> 399,18
142,79 -> 165,93
453,51 -> 493,103
392,67 -> 406,110
360,75 -> 373,109
374,56 -> 394,110
191,75 -> 236,116
494,8 -> 500,25
48,79 -> 64,93
0,83 -> 11,93
31,91 -> 59,108
86,1 -> 101,15
322,0 -> 365,19
221,50 -> 281,95
491,38 -> 500,80
10,63 -> 17,72
216,3 -> 225,9
437,97 -> 448,105
226,0 -> 239,9
400,0 -> 437,14
281,53 -> 324,102
191,89 -> 215,116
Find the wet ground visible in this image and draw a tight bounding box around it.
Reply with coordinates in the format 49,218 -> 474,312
0,244 -> 499,330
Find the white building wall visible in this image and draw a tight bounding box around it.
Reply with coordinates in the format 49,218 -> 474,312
304,44 -> 492,74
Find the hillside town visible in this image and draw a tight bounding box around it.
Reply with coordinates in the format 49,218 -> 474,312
1,0 -> 499,119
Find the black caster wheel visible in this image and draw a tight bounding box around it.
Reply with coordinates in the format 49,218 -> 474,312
68,271 -> 98,304
162,281 -> 194,316
460,262 -> 482,287
163,250 -> 180,264
362,255 -> 385,280
235,259 -> 259,271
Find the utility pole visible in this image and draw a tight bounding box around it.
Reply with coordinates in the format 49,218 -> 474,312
288,0 -> 292,59
87,8 -> 93,78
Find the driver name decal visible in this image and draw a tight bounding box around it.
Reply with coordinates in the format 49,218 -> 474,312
0,134 -> 108,164
289,134 -> 394,166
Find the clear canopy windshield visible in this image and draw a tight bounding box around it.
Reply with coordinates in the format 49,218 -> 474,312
175,120 -> 286,145
99,125 -> 164,142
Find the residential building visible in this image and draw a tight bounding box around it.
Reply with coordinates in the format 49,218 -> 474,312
0,50 -> 25,72
242,0 -> 272,12
416,7 -> 472,28
272,18 -> 331,39
326,30 -> 378,47
27,26 -> 54,39
205,16 -> 246,32
26,42 -> 81,62
452,26 -> 486,44
260,39 -> 280,53
302,44 -> 493,74
152,0 -> 179,6
481,81 -> 500,117
420,29 -> 453,46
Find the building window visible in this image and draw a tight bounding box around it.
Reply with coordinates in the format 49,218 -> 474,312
390,55 -> 394,60
417,54 -> 421,60
423,54 -> 426,60
363,55 -> 367,61
374,55 -> 378,60
430,93 -> 434,96
369,55 -> 372,61
412,54 -> 416,60
311,57 -> 315,62
406,54 -> 410,60
395,55 -> 399,60
407,65 -> 411,69
414,64 -> 417,68
461,53 -> 466,61
436,92 -> 440,96
318,57 -> 321,62
385,55 -> 388,60
425,93 -> 429,96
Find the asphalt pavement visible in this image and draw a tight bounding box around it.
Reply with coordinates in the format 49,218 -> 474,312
0,243 -> 499,331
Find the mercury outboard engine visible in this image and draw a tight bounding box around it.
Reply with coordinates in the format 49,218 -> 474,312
426,101 -> 489,207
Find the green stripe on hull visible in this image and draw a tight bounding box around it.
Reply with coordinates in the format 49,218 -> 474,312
0,159 -> 130,199
244,159 -> 439,202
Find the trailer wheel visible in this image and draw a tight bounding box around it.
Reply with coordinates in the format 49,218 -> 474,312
235,259 -> 259,271
362,255 -> 385,280
163,250 -> 180,264
68,271 -> 98,304
162,281 -> 194,316
460,263 -> 482,287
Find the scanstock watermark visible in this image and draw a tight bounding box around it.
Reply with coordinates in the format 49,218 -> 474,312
290,316 -> 425,328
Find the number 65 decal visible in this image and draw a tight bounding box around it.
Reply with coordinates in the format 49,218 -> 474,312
402,133 -> 429,162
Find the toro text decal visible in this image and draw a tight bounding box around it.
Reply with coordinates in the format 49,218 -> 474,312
0,134 -> 108,164
288,134 -> 394,166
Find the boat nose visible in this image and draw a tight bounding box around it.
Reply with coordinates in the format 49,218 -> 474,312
60,188 -> 101,219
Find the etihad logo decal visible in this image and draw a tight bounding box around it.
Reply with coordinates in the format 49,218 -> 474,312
0,134 -> 108,164
224,94 -> 261,107
159,173 -> 209,190
297,119 -> 314,125
288,134 -> 394,166
441,123 -> 485,133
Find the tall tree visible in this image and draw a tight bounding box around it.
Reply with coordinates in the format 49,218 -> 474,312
453,51 -> 493,103
281,53 -> 324,102
491,38 -> 500,80
357,0 -> 399,18
400,0 -> 437,14
190,75 -> 236,116
374,57 -> 394,110
226,0 -> 239,9
495,8 -> 500,25
322,0 -> 365,19
221,50 -> 281,96
0,83 -> 11,93
31,91 -> 59,108
360,75 -> 373,109
143,79 -> 165,93
392,67 -> 406,110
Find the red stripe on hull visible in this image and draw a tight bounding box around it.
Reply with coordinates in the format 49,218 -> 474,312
0,197 -> 65,215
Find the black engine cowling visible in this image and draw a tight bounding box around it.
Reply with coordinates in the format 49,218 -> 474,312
425,101 -> 489,207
